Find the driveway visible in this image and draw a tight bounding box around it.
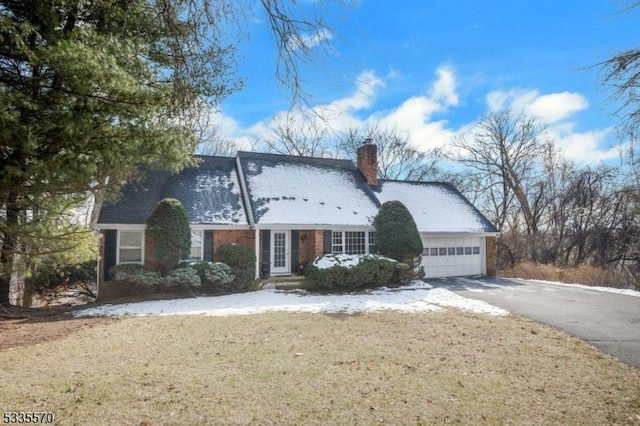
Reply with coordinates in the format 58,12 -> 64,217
433,276 -> 640,369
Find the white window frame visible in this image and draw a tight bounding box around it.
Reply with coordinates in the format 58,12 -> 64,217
186,229 -> 204,261
331,230 -> 376,255
117,230 -> 144,264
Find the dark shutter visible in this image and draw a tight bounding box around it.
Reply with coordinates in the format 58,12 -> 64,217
291,230 -> 299,273
104,230 -> 117,281
261,230 -> 270,278
203,230 -> 214,262
323,230 -> 332,254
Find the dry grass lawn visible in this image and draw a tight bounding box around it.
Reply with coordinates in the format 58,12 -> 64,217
1,311 -> 639,425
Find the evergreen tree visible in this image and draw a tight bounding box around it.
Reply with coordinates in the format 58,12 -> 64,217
146,199 -> 191,275
0,0 -> 338,303
373,201 -> 423,264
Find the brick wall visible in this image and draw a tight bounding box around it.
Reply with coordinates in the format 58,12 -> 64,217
485,236 -> 497,276
214,229 -> 255,256
298,230 -> 324,266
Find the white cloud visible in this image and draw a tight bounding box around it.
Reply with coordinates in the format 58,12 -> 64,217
527,92 -> 589,123
551,126 -> 622,163
429,65 -> 459,107
206,65 -> 619,166
486,89 -> 588,124
287,28 -> 333,52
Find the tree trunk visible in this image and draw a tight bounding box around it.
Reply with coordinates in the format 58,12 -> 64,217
0,192 -> 19,305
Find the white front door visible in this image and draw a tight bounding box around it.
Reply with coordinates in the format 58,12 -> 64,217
270,230 -> 290,275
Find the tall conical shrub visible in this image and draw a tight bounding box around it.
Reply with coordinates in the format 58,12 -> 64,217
373,200 -> 423,265
146,198 -> 191,275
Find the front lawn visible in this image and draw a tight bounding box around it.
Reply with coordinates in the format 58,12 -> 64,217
1,311 -> 638,425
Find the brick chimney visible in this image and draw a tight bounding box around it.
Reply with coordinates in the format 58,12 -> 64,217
357,138 -> 377,186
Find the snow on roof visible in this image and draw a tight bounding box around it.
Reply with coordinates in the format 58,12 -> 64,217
374,181 -> 498,234
240,153 -> 379,226
160,157 -> 247,225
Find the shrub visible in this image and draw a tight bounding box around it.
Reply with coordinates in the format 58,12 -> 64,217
215,243 -> 256,292
145,198 -> 191,274
164,267 -> 201,290
29,260 -> 96,290
108,264 -> 163,294
185,261 -> 235,293
304,254 -> 408,291
373,201 -> 423,268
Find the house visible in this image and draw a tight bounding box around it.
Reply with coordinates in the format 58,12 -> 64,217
96,142 -> 499,284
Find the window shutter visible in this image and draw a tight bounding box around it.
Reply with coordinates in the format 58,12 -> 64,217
291,230 -> 299,273
323,230 -> 332,254
261,230 -> 270,278
104,230 -> 117,280
203,230 -> 214,262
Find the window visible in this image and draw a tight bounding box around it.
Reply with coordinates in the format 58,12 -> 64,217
345,231 -> 366,254
448,247 -> 456,256
456,247 -> 464,255
430,248 -> 438,256
473,246 -> 480,255
465,247 -> 472,255
331,231 -> 375,255
423,247 -> 430,255
332,231 -> 344,254
188,230 -> 203,260
439,247 -> 447,256
119,231 -> 143,264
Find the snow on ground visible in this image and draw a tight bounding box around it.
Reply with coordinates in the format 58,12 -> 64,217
457,276 -> 640,298
512,278 -> 640,298
74,280 -> 508,318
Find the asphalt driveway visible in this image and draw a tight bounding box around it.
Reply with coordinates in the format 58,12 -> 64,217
433,276 -> 640,368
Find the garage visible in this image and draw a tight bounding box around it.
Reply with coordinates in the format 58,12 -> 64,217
420,236 -> 484,278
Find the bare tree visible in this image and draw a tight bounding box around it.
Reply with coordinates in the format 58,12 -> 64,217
256,110 -> 333,157
597,2 -> 640,170
450,111 -> 549,235
338,125 -> 444,181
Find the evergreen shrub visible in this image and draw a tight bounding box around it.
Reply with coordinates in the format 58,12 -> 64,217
215,243 -> 256,292
185,261 -> 235,293
373,200 -> 423,269
164,267 -> 201,290
145,198 -> 191,274
304,254 -> 407,291
108,264 -> 162,293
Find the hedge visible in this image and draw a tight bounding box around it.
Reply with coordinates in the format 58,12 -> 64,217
303,254 -> 408,291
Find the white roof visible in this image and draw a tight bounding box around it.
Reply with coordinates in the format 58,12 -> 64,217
375,181 -> 497,234
245,162 -> 379,226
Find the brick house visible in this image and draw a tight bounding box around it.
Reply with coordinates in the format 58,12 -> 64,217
96,142 -> 499,284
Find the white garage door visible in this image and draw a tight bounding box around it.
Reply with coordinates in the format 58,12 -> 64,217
420,236 -> 484,278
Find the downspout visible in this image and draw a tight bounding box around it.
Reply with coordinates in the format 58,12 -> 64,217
254,227 -> 260,280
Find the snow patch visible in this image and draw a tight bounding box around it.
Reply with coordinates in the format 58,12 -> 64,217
75,281 -> 507,318
312,253 -> 397,269
423,288 -> 509,316
513,278 -> 640,298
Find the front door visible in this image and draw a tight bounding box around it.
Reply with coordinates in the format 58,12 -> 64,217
270,230 -> 290,275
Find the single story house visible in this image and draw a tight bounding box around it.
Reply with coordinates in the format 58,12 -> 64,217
96,142 -> 498,283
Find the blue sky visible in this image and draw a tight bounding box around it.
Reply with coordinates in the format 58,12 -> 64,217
211,0 -> 638,164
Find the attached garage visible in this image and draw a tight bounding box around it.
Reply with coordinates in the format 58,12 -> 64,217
374,180 -> 498,278
420,236 -> 485,278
